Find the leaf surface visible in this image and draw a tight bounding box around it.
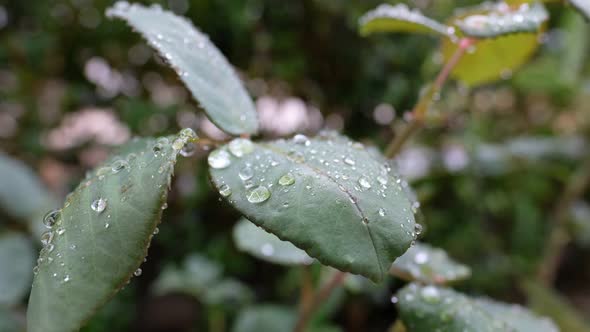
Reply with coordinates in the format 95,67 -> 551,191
27,129 -> 196,332
233,218 -> 313,266
359,4 -> 453,37
571,0 -> 590,21
209,133 -> 417,282
107,2 -> 258,135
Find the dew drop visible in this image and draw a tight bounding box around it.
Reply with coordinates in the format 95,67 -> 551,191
111,159 -> 129,173
56,227 -> 65,235
390,295 -> 399,304
208,149 -> 232,169
377,176 -> 388,185
358,177 -> 371,189
293,134 -> 310,146
134,268 -> 142,276
219,184 -> 232,197
420,285 -> 440,303
278,173 -> 295,186
343,157 -> 355,166
63,274 -> 71,283
153,227 -> 160,235
43,209 -> 61,228
180,142 -> 195,157
40,231 -> 54,246
378,208 -> 386,217
228,138 -> 254,157
239,166 -> 254,180
414,224 -> 423,236
179,128 -> 197,140
246,186 -> 271,204
91,198 -> 108,213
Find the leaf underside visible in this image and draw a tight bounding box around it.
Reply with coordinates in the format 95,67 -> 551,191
209,132 -> 416,282
443,3 -> 543,86
233,218 -> 313,266
397,283 -> 559,332
455,3 -> 548,38
390,242 -> 470,284
570,0 -> 590,21
27,130 -> 192,332
359,3 -> 453,37
107,2 -> 258,135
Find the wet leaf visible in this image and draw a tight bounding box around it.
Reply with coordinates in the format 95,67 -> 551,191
397,283 -> 558,332
233,218 -> 313,266
390,242 -> 470,284
27,129 -> 197,332
0,232 -> 35,306
455,3 -> 548,38
359,3 -> 453,37
0,152 -> 52,221
106,2 -> 258,135
209,133 -> 417,282
570,0 -> 590,21
442,3 -> 543,86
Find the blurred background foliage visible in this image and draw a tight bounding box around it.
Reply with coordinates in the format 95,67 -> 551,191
0,0 -> 589,331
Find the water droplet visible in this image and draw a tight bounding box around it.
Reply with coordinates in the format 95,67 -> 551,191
378,208 -> 386,217
287,150 -> 305,163
161,202 -> 168,210
153,227 -> 160,235
208,149 -> 231,169
278,173 -> 295,186
56,227 -> 65,235
239,166 -> 254,180
91,198 -> 107,213
179,142 -> 195,157
414,224 -> 423,236
228,138 -> 254,157
377,176 -> 388,185
390,295 -> 398,304
134,268 -> 142,276
40,231 -> 54,246
293,134 -> 310,146
420,285 -> 440,303
261,243 -> 274,256
343,157 -> 355,166
246,186 -> 271,204
179,128 -> 197,140
111,159 -> 129,173
219,184 -> 232,197
43,209 -> 61,228
358,177 -> 371,189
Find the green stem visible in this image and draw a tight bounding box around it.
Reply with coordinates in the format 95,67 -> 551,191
385,38 -> 475,158
538,156 -> 590,285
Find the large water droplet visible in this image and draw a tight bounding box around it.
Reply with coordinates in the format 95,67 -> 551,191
239,166 -> 254,180
91,198 -> 108,213
278,173 -> 295,186
40,231 -> 54,246
219,184 -> 232,197
246,186 -> 271,204
111,159 -> 129,173
228,138 -> 254,157
179,128 -> 197,140
293,134 -> 310,146
414,223 -> 423,236
43,209 -> 61,228
358,177 -> 371,189
208,149 -> 231,169
180,142 -> 195,157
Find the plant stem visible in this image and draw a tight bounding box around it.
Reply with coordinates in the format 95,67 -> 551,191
538,156 -> 590,285
384,38 -> 475,158
293,271 -> 347,332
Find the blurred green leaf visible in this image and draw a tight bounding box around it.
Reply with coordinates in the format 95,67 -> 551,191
524,281 -> 590,332
209,133 -> 416,282
570,0 -> 590,21
106,2 -> 258,136
27,129 -> 196,332
232,305 -> 296,332
443,3 -> 542,86
390,242 -> 471,284
203,278 -> 254,308
152,253 -> 223,297
233,218 -> 313,266
397,283 -> 558,332
455,3 -> 548,39
0,308 -> 21,332
0,152 -> 52,221
0,232 -> 35,306
359,3 -> 453,37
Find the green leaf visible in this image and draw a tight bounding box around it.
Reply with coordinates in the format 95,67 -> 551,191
570,0 -> 590,21
106,2 -> 258,136
524,281 -> 590,332
0,308 -> 21,332
202,278 -> 254,308
397,283 -> 558,332
442,3 -> 543,86
390,242 -> 470,284
0,232 -> 35,306
455,3 -> 548,38
233,218 -> 313,266
232,305 -> 296,332
0,152 -> 52,220
152,253 -> 222,297
209,133 -> 417,282
359,3 -> 454,37
27,129 -> 197,332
